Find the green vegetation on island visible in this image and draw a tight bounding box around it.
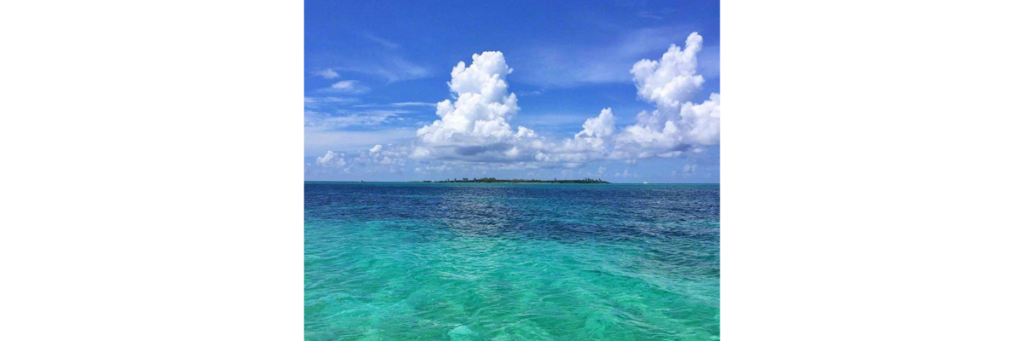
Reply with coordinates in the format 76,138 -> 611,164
415,177 -> 610,184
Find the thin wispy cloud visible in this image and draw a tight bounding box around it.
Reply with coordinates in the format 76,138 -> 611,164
332,55 -> 430,83
636,11 -> 663,20
326,80 -> 369,94
390,102 -> 435,107
516,27 -> 717,88
305,109 -> 411,129
363,32 -> 399,49
313,68 -> 339,79
304,96 -> 359,109
636,6 -> 675,21
305,127 -> 417,158
353,102 -> 436,108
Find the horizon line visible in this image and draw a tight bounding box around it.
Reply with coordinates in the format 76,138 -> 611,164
303,180 -> 720,184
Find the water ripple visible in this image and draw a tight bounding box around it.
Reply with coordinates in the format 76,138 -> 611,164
306,183 -> 719,340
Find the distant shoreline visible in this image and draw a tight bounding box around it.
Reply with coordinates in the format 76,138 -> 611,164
304,181 -> 721,185
411,177 -> 610,184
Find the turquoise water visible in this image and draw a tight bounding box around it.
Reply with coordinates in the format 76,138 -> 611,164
306,183 -> 719,340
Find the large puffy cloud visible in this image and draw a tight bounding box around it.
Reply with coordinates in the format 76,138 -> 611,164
412,52 -> 621,165
578,108 -> 616,139
415,51 -> 544,162
616,32 -> 720,154
417,51 -> 520,145
397,32 -> 719,170
540,108 -> 617,164
632,33 -> 705,108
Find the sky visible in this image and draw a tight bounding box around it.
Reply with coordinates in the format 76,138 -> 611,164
305,0 -> 720,183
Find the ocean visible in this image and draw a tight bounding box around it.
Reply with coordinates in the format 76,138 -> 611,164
305,182 -> 720,340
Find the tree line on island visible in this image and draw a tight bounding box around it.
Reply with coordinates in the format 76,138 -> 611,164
414,177 -> 610,184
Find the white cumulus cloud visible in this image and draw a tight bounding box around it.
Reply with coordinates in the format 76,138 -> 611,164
615,32 -> 720,155
315,151 -> 347,168
578,108 -> 616,139
632,33 -> 705,108
415,51 -> 542,161
326,32 -> 721,172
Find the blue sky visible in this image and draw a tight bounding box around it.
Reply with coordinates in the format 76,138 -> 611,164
305,0 -> 720,183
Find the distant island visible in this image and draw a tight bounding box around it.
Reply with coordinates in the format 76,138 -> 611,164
414,177 -> 610,184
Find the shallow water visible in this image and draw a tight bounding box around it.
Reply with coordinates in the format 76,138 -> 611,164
305,182 -> 719,340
